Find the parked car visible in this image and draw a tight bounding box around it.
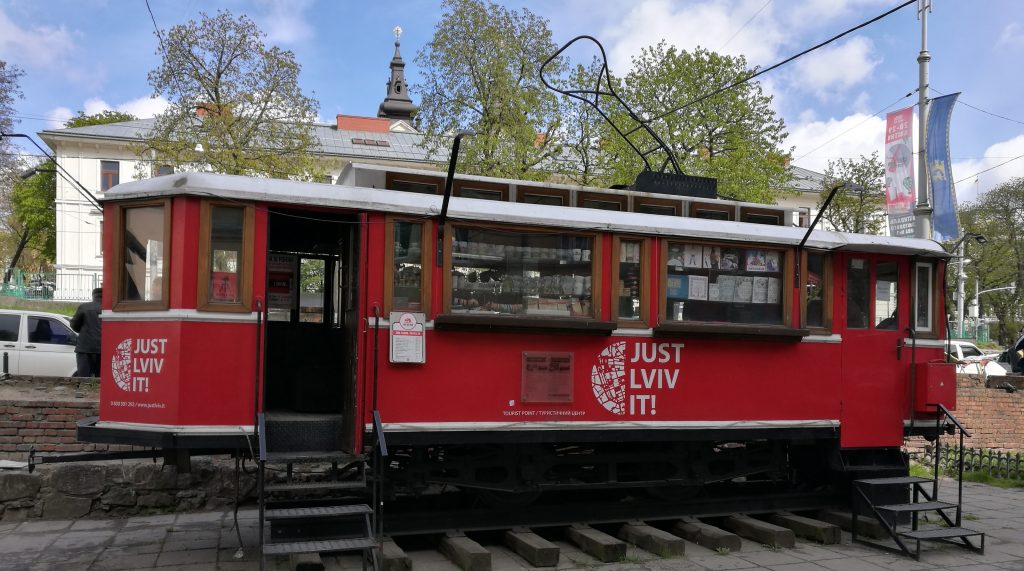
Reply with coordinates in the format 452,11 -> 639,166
947,340 -> 1006,377
0,309 -> 78,377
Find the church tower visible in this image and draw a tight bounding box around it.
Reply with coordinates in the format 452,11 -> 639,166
377,26 -> 418,121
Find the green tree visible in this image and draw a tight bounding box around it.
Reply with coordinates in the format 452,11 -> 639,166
553,59 -> 608,187
957,180 -> 1024,345
65,109 -> 137,128
414,0 -> 565,181
600,43 -> 791,202
4,161 -> 56,283
816,152 -> 886,234
144,10 -> 321,179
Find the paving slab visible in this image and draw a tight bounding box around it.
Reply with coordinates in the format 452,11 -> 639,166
0,479 -> 1014,570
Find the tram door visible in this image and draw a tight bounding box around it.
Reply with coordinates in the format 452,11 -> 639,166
264,209 -> 359,450
839,254 -> 908,448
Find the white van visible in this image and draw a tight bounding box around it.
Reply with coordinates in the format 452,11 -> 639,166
947,340 -> 1006,377
0,309 -> 79,377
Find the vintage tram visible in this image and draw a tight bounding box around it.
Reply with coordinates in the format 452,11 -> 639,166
77,161 -> 956,501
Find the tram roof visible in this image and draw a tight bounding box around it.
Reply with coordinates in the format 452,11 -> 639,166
105,171 -> 949,259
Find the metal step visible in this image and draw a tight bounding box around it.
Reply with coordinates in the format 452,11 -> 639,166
263,537 -> 376,556
876,500 -> 957,513
900,527 -> 984,540
266,505 -> 372,520
263,412 -> 346,453
265,480 -> 366,493
265,450 -> 358,463
854,476 -> 934,486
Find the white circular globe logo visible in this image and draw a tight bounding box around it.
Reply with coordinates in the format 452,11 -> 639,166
111,339 -> 133,391
591,341 -> 626,415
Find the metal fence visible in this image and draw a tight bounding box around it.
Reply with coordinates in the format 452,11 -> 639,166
0,270 -> 100,302
915,444 -> 1023,481
949,321 -> 991,343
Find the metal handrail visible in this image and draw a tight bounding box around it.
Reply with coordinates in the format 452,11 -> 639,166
929,403 -> 971,527
370,306 -> 388,571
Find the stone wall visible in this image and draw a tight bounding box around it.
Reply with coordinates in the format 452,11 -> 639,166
907,374 -> 1024,454
950,375 -> 1024,450
0,459 -> 255,521
0,398 -> 127,459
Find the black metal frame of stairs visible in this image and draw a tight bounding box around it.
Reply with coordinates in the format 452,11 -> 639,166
851,404 -> 985,560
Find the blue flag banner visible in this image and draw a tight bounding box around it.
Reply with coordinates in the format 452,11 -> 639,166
927,93 -> 960,242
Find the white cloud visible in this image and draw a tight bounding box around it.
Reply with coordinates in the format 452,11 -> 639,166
45,107 -> 73,129
49,95 -> 169,129
787,112 -> 889,173
256,0 -> 315,45
0,8 -> 75,68
789,37 -> 880,100
999,22 -> 1024,48
952,135 -> 1024,204
81,95 -> 169,119
601,0 -> 787,74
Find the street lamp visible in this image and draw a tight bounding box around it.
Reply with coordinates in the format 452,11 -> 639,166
946,232 -> 987,338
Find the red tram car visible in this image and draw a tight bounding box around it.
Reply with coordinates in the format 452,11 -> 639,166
78,162 -> 956,500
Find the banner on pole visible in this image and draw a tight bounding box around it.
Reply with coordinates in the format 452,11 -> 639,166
884,107 -> 916,237
928,93 -> 961,242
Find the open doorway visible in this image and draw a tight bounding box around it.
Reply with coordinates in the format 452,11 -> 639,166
263,208 -> 359,450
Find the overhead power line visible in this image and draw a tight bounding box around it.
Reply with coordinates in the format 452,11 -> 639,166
931,87 -> 1024,127
719,0 -> 773,52
792,91 -> 915,164
645,0 -> 916,125
954,154 -> 1024,186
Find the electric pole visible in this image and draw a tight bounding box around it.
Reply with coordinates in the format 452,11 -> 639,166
914,0 -> 932,240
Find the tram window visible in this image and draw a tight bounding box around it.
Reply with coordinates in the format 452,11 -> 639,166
389,220 -> 426,313
803,252 -> 829,330
299,258 -> 325,323
115,203 -> 168,309
615,238 -> 646,325
519,192 -> 565,206
207,206 -> 244,304
458,187 -> 504,201
197,201 -> 254,312
875,262 -> 899,329
915,262 -> 934,333
663,241 -> 785,325
449,226 -> 595,318
578,191 -> 626,212
846,258 -> 870,329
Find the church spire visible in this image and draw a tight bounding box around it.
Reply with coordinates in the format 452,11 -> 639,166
377,26 -> 417,121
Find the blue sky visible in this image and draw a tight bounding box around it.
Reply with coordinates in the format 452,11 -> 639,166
2,0 -> 1023,204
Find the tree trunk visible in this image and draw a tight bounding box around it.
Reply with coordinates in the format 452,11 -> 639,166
3,230 -> 31,285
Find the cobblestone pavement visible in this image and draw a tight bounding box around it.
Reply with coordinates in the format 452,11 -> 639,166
0,480 -> 1019,570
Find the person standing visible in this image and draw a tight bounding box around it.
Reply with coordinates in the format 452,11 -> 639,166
71,288 -> 102,377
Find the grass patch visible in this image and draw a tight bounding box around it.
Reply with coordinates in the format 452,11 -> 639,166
715,547 -> 731,555
910,461 -> 1024,489
0,296 -> 78,316
959,470 -> 1024,488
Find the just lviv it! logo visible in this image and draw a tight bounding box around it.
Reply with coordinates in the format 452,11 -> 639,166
591,341 -> 685,416
111,338 -> 168,393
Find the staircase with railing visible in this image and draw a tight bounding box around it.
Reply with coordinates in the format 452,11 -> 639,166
851,404 -> 985,560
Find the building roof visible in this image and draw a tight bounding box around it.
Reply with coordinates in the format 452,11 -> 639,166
39,118 -> 828,194
786,164 -> 828,193
39,118 -> 434,165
